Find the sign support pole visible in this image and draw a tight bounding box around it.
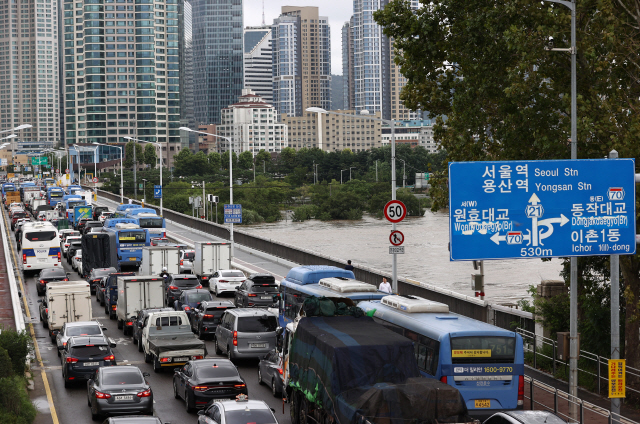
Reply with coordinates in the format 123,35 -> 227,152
569,0 -> 578,417
609,149 -> 621,423
391,120 -> 397,293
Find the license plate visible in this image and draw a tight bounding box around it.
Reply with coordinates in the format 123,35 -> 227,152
115,395 -> 133,401
251,343 -> 267,348
129,257 -> 136,261
261,296 -> 271,300
38,258 -> 47,263
474,399 -> 491,408
173,357 -> 189,362
83,362 -> 99,366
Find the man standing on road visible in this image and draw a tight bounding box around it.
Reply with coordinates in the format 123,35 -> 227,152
379,277 -> 392,294
345,260 -> 354,271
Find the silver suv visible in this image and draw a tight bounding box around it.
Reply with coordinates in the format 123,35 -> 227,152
214,309 -> 278,361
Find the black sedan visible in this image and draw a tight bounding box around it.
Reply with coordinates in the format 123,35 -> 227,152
172,359 -> 247,412
96,276 -> 108,306
87,366 -> 153,421
173,289 -> 212,316
83,220 -> 104,234
190,300 -> 235,340
87,267 -> 118,295
165,274 -> 202,306
258,349 -> 284,397
61,335 -> 116,388
67,241 -> 82,265
36,268 -> 70,296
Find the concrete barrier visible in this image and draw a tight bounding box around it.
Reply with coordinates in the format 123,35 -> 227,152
95,188 -> 533,329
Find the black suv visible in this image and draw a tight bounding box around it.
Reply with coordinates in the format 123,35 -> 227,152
76,217 -> 91,232
190,300 -> 235,340
233,274 -> 279,308
82,220 -> 103,235
86,267 -> 117,295
165,274 -> 201,306
67,241 -> 82,265
61,335 -> 116,388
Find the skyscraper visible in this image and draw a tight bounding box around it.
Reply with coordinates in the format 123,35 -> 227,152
341,19 -> 355,110
62,0 -> 181,154
271,6 -> 331,118
0,0 -> 60,144
244,26 -> 273,105
192,0 -> 243,125
180,0 -> 196,149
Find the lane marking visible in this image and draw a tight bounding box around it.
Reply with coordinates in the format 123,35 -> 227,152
3,210 -> 60,424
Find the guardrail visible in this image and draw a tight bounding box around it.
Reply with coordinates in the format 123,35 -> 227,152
93,188 -> 531,327
0,206 -> 25,331
517,327 -> 640,399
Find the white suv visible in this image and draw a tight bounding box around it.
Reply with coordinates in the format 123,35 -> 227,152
210,270 -> 246,296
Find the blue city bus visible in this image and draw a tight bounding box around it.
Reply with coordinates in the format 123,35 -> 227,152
43,178 -> 55,187
115,203 -> 143,212
2,183 -> 16,196
67,185 -> 82,195
125,210 -> 165,238
277,265 -> 387,327
63,195 -> 86,221
47,187 -> 65,206
113,206 -> 155,218
103,217 -> 138,229
103,223 -> 149,268
358,295 -> 525,419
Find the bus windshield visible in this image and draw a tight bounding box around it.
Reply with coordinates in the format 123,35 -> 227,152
67,201 -> 84,209
118,231 -> 146,243
50,192 -> 63,198
138,217 -> 163,228
450,336 -> 516,364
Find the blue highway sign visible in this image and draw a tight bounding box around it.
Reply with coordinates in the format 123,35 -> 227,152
153,185 -> 162,199
449,159 -> 636,260
224,204 -> 242,224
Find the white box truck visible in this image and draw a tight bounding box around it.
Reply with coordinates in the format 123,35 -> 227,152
116,275 -> 165,336
193,241 -> 230,285
140,246 -> 180,276
45,281 -> 92,342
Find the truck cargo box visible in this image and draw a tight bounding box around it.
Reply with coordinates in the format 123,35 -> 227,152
81,232 -> 118,276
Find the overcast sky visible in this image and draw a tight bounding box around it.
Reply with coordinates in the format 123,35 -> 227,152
243,0 -> 353,75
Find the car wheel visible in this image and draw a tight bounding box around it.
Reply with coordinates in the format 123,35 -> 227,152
258,367 -> 264,385
272,377 -> 279,398
104,303 -> 109,315
197,325 -> 204,340
90,401 -> 100,422
42,319 -> 48,329
215,339 -> 222,355
153,355 -> 161,373
63,373 -> 71,389
173,379 -> 180,399
87,393 -> 91,407
117,319 -> 123,330
57,347 -> 61,357
138,338 -> 143,352
184,390 -> 194,413
145,351 -> 152,363
227,345 -> 233,362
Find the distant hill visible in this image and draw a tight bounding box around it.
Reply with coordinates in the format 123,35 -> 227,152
331,74 -> 344,110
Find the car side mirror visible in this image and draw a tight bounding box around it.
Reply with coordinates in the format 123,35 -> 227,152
110,342 -> 116,348
197,410 -> 205,416
235,286 -> 240,290
37,299 -> 42,303
88,378 -> 94,386
102,328 -> 107,331
57,345 -> 64,350
142,372 -> 150,377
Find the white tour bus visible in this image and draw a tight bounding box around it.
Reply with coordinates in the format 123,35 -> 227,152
21,222 -> 62,274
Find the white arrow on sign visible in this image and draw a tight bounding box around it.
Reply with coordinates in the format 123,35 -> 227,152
529,193 -> 540,205
537,214 -> 569,241
490,233 -> 506,244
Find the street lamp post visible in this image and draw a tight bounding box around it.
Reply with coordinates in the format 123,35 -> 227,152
341,169 -> 348,184
308,107 -> 398,292
349,166 -> 356,182
142,178 -> 148,203
125,137 -> 163,215
399,159 -> 406,188
180,127 -> 235,260
543,0 -> 578,418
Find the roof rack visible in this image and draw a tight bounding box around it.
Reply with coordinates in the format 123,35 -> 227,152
318,277 -> 377,293
381,295 -> 449,313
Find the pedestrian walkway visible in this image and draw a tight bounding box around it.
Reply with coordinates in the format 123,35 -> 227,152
0,220 -> 15,330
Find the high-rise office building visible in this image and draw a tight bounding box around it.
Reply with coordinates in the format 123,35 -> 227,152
62,0 -> 182,164
180,0 -> 195,150
341,19 -> 354,110
271,6 -> 331,118
244,26 -> 273,105
0,0 -> 60,144
192,0 -> 243,125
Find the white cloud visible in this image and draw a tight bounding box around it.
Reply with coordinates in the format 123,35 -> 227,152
243,0 -> 353,75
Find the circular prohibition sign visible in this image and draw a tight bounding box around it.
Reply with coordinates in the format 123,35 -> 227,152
389,230 -> 404,246
383,200 -> 407,223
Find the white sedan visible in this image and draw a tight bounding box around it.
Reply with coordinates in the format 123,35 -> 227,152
210,270 -> 246,296
72,249 -> 83,274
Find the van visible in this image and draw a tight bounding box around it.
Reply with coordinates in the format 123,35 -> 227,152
214,308 -> 278,360
20,222 -> 62,275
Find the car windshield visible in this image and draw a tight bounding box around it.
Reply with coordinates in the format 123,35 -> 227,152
237,316 -> 277,333
93,268 -> 116,277
250,285 -> 278,293
70,345 -> 109,357
173,279 -> 199,288
25,231 -> 57,242
67,201 -> 84,208
67,325 -> 102,336
41,269 -> 66,278
195,365 -> 240,379
102,371 -> 144,385
221,271 -> 244,278
186,293 -> 211,303
184,252 -> 195,260
224,409 -> 276,424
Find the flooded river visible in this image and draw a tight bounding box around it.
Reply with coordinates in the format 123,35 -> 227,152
241,211 -> 564,305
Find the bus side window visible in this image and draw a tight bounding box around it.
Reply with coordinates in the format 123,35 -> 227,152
416,344 -> 428,371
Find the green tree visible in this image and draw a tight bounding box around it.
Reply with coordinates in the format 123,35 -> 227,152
143,143 -> 157,168
123,141 -> 144,168
238,151 -> 254,170
173,148 -> 194,177
220,150 -> 238,170
207,152 -> 221,172
375,0 -> 640,365
192,151 -> 210,175
255,149 -> 272,172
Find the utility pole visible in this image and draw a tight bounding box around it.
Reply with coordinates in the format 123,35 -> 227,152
202,180 -> 205,219
376,160 -> 378,182
133,141 -> 137,200
609,149 -> 620,423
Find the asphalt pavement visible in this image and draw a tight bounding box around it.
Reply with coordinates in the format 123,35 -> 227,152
3,207 -> 291,424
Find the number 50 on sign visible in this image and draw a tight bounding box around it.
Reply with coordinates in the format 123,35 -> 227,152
384,200 -> 407,223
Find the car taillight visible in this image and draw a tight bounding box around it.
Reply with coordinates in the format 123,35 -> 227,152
184,306 -> 191,311
159,357 -> 171,363
169,286 -> 178,290
66,357 -> 78,363
278,368 -> 283,375
112,305 -> 117,310
233,331 -> 237,346
202,276 -> 208,280
137,389 -> 151,397
22,253 -> 26,264
203,314 -> 213,318
39,280 -> 47,285
241,280 -> 246,283
192,385 -> 209,392
63,278 -> 69,281
192,355 -> 203,360
45,308 -> 48,314
218,280 -> 228,283
248,294 -> 257,297
195,285 -> 202,289
95,391 -> 111,399
57,252 -> 61,262
440,376 -> 447,384
180,260 -> 183,266
125,321 -> 133,326
234,384 -> 246,388
104,354 -> 115,361
518,375 -> 524,406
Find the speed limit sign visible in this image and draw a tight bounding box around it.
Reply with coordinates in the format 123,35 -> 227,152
383,200 -> 407,223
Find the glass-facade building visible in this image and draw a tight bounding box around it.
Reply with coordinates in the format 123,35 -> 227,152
192,0 -> 243,125
62,0 -> 181,147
